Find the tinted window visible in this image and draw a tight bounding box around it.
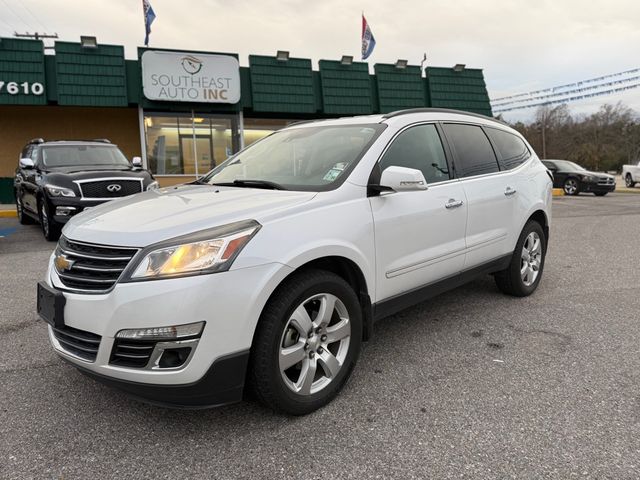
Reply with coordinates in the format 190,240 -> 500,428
443,124 -> 499,178
486,128 -> 530,170
379,124 -> 450,184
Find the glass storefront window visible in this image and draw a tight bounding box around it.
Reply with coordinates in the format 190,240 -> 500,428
243,118 -> 297,147
144,112 -> 238,176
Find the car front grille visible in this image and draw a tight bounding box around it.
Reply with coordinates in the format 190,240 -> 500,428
597,177 -> 615,185
110,339 -> 156,368
78,179 -> 143,199
55,237 -> 138,293
52,325 -> 101,362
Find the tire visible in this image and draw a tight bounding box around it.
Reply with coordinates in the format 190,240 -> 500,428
563,177 -> 580,196
38,198 -> 62,241
248,269 -> 362,415
495,220 -> 547,297
15,192 -> 35,225
594,192 -> 607,197
625,174 -> 636,188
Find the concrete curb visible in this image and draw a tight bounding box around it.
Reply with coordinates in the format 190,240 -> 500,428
552,188 -> 564,197
0,209 -> 17,218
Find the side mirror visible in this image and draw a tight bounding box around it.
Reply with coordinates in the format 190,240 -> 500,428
19,158 -> 34,169
132,156 -> 143,168
378,166 -> 428,193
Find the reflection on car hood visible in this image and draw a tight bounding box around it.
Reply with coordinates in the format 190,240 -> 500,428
62,184 -> 317,246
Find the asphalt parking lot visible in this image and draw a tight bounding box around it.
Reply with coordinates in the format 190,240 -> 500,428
1,193 -> 639,479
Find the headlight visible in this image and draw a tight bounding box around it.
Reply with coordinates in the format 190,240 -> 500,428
146,181 -> 159,191
581,174 -> 596,182
124,220 -> 261,281
45,184 -> 76,197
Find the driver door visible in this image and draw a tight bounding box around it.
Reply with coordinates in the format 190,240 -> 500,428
369,123 -> 467,303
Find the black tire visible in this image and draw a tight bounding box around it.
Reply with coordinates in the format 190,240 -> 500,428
38,198 -> 61,241
594,192 -> 607,197
495,220 -> 547,297
563,177 -> 580,196
625,174 -> 636,188
15,192 -> 35,225
248,269 -> 362,415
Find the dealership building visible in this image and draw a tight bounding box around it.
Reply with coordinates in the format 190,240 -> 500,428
0,36 -> 493,203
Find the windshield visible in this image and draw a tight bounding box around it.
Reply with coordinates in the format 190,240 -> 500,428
552,160 -> 586,172
201,124 -> 385,191
41,145 -> 131,168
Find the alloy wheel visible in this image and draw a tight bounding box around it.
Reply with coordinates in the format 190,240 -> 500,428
625,175 -> 633,187
16,197 -> 23,220
279,293 -> 351,396
564,179 -> 578,195
521,231 -> 542,287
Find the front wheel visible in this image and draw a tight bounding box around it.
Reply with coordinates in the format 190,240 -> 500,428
495,220 -> 547,297
625,174 -> 636,188
15,193 -> 35,225
39,199 -> 62,241
563,178 -> 580,195
249,269 -> 362,415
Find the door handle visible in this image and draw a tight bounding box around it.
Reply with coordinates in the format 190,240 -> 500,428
504,186 -> 517,196
445,199 -> 464,209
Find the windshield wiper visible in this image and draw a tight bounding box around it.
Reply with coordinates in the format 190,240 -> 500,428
211,179 -> 287,190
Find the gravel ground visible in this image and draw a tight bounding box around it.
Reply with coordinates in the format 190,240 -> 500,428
0,193 -> 639,479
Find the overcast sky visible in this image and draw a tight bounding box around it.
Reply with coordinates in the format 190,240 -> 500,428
1,0 -> 638,122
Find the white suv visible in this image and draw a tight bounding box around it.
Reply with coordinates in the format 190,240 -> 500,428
37,109 -> 552,415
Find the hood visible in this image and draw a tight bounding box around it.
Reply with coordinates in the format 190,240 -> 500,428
63,184 -> 317,246
45,166 -> 149,178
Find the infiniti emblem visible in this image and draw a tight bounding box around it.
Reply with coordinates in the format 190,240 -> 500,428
106,184 -> 122,192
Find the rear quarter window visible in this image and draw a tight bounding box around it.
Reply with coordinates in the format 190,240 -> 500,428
486,128 -> 531,170
442,123 -> 499,178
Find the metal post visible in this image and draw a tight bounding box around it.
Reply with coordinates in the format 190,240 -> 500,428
192,110 -> 198,178
137,106 -> 148,169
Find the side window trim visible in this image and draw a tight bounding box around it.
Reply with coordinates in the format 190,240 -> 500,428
440,121 -> 502,181
370,121 -> 456,187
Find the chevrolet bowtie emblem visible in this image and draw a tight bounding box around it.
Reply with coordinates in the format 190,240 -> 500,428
54,253 -> 75,272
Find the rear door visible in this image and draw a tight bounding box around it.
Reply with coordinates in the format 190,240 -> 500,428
370,123 -> 467,301
441,123 -> 515,269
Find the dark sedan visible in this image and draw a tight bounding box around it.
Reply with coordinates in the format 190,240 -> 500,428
542,159 -> 616,196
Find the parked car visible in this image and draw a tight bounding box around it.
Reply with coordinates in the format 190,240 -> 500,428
541,159 -> 615,196
622,160 -> 640,188
14,139 -> 158,240
37,109 -> 552,415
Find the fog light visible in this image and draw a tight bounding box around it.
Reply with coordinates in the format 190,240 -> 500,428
158,347 -> 192,368
116,321 -> 204,341
55,206 -> 77,216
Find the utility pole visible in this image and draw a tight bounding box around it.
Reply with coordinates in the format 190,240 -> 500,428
14,32 -> 58,50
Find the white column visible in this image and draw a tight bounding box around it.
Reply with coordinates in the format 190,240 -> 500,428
238,110 -> 245,150
137,106 -> 148,169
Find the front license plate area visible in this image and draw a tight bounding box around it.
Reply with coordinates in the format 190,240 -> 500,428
37,281 -> 66,329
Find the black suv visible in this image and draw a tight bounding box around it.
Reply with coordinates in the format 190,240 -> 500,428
14,139 -> 157,240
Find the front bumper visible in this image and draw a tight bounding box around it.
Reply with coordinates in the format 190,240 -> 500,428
48,196 -> 106,224
44,254 -> 292,406
581,182 -> 616,193
67,350 -> 250,408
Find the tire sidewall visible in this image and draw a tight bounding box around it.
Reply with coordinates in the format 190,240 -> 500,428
255,272 -> 362,414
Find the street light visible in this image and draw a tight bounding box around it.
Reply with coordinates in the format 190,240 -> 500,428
395,59 -> 408,69
453,63 -> 466,72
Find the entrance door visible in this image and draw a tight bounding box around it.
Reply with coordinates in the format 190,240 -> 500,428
180,135 -> 213,176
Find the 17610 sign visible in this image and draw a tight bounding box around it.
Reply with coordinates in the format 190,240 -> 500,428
141,50 -> 241,104
0,81 -> 44,96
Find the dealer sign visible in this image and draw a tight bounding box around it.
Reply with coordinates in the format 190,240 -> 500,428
141,50 -> 240,104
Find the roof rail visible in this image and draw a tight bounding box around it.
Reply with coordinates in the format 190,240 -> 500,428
28,138 -> 45,144
92,138 -> 111,143
381,108 -> 507,126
